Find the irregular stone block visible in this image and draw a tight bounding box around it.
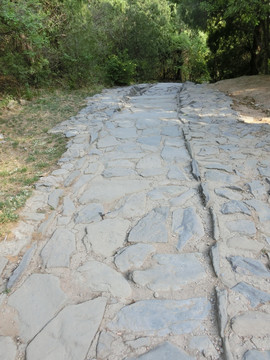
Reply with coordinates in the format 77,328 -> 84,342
137,136 -> 161,147
108,298 -> 211,336
83,219 -> 130,257
215,187 -> 242,201
0,336 -> 17,360
231,311 -> 270,337
128,207 -> 169,244
103,168 -> 136,178
210,243 -> 220,277
97,331 -> 116,359
74,203 -> 103,224
167,165 -> 187,180
97,135 -> 119,148
210,207 -> 219,241
0,257 -> 8,276
221,200 -> 251,215
172,207 -> 204,250
116,193 -> 146,219
161,146 -> 190,162
200,182 -> 210,207
170,189 -> 197,207
127,342 -> 194,360
189,336 -> 218,359
115,244 -> 155,272
232,282 -> 270,307
205,170 -> 240,184
216,287 -> 227,337
77,260 -> 131,299
226,220 -> 256,236
8,274 -> 67,342
26,297 -> 106,360
161,125 -> 181,137
62,197 -> 76,216
243,350 -> 270,360
7,244 -> 36,289
48,189 -> 64,209
41,228 -> 75,268
227,236 -> 264,252
204,163 -> 233,173
132,253 -> 206,291
245,199 -> 270,222
228,256 -> 270,278
247,180 -> 266,199
191,159 -> 201,181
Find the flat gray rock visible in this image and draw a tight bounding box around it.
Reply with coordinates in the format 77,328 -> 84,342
0,336 -> 17,360
136,154 -> 163,170
189,336 -> 218,358
231,311 -> 270,337
108,298 -> 210,335
167,165 -> 187,180
97,135 -> 119,148
204,162 -> 233,173
221,200 -> 251,215
62,197 -> 76,216
128,207 -> 169,243
243,350 -> 270,360
132,253 -> 206,291
103,167 -> 136,178
232,282 -> 270,307
170,189 -> 197,207
7,244 -> 36,289
41,228 -> 75,268
115,244 -> 155,272
210,243 -> 220,277
161,125 -> 181,137
48,189 -> 64,209
215,187 -> 243,201
8,274 -> 67,342
228,256 -> 270,278
26,297 -> 106,360
172,207 -> 204,250
205,170 -> 240,184
83,219 -> 130,257
77,260 -> 132,299
137,136 -> 161,147
161,146 -> 190,162
247,180 -> 266,199
245,199 -> 270,222
110,127 -> 137,139
127,342 -> 194,360
74,203 -> 103,224
258,166 -> 270,177
226,220 -> 256,236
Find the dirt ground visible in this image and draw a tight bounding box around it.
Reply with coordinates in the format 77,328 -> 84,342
207,75 -> 270,124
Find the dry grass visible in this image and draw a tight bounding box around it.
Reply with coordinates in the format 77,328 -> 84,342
0,85 -> 102,240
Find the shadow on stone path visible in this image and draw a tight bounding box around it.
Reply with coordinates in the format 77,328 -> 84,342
0,82 -> 270,360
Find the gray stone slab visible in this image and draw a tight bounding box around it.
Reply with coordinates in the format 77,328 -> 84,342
110,127 -> 137,139
77,260 -> 132,299
227,236 -> 264,251
170,189 -> 197,207
48,189 -> 64,209
245,199 -> 270,222
138,168 -> 166,177
132,253 -> 206,291
210,243 -> 220,277
64,170 -> 81,187
161,125 -> 181,137
247,180 -> 266,199
198,146 -> 218,156
108,298 -> 210,336
161,146 -> 190,162
127,342 -> 194,360
97,135 -> 119,148
8,274 -> 67,342
125,337 -> 151,350
26,297 -> 106,360
62,197 -> 76,216
41,228 -> 75,268
216,287 -> 227,338
231,311 -> 270,337
232,282 -> 270,307
0,336 -> 17,360
103,167 -> 136,178
128,207 -> 169,244
243,350 -> 270,360
172,207 -> 205,250
221,200 -> 251,215
191,159 -> 201,181
0,256 -> 8,276
75,203 -> 104,224
167,165 -> 187,180
215,187 -> 243,201
137,136 -> 161,147
226,220 -> 256,236
210,207 -> 220,241
7,244 -> 37,289
136,154 -> 163,170
228,256 -> 270,278
204,163 -> 233,173
115,244 -> 155,272
258,166 -> 270,177
83,219 -> 130,257
189,336 -> 218,359
205,170 -> 240,184
200,182 -> 210,207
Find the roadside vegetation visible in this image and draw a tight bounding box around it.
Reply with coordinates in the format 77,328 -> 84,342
0,0 -> 269,238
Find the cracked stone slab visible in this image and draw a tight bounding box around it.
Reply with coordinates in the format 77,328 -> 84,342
221,200 -> 251,215
8,274 -> 67,342
41,228 -> 75,268
204,162 -> 233,173
215,187 -> 243,201
243,350 -> 270,360
115,244 -> 155,272
77,260 -> 132,299
245,199 -> 270,223
231,311 -> 270,337
226,220 -> 256,236
172,207 -> 205,250
74,203 -> 104,224
132,253 -> 206,291
128,207 -> 169,244
228,256 -> 270,278
26,297 -> 106,360
115,193 -> 146,219
79,178 -> 150,204
0,336 -> 17,360
232,282 -> 270,307
83,219 -> 130,257
126,342 -> 195,360
108,298 -> 210,336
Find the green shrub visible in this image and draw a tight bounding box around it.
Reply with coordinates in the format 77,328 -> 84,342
106,52 -> 137,86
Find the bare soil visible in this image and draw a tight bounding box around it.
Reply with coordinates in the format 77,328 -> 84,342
207,75 -> 270,124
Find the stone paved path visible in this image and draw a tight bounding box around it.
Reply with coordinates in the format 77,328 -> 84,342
0,82 -> 270,360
